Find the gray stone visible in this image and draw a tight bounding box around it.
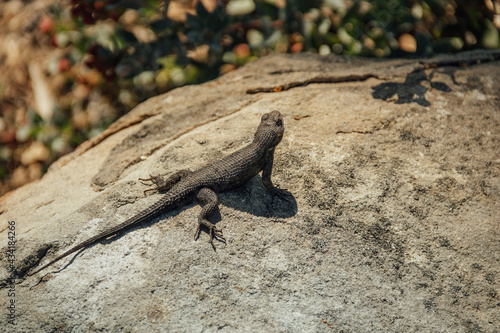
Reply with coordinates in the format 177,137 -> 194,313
1,50 -> 499,332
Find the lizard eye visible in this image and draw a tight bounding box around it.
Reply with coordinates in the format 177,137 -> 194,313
261,113 -> 269,121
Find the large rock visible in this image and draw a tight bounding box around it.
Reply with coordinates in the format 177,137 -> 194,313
1,50 -> 499,332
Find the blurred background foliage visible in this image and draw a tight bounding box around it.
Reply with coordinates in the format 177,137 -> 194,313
0,0 -> 499,194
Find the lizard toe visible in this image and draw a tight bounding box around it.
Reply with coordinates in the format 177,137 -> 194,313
195,220 -> 225,249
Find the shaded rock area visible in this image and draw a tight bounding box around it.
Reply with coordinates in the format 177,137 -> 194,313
1,50 -> 499,332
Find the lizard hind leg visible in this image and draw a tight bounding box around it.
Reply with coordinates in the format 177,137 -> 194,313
139,169 -> 191,195
194,187 -> 226,249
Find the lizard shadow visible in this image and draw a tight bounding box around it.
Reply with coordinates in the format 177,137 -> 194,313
218,175 -> 297,219
371,67 -> 457,106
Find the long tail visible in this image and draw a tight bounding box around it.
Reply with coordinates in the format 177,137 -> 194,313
27,193 -> 187,276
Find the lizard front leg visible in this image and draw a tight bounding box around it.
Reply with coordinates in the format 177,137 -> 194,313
194,187 -> 226,249
139,169 -> 191,195
262,149 -> 292,201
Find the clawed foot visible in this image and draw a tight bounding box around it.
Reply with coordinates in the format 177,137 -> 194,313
139,175 -> 166,195
194,220 -> 226,250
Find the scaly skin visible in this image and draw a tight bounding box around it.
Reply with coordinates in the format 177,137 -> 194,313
28,110 -> 288,276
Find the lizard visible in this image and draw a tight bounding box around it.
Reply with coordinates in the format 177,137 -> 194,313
27,110 -> 289,276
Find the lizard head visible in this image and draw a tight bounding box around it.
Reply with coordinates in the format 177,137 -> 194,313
254,110 -> 284,147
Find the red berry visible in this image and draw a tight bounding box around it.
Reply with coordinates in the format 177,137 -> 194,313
290,43 -> 303,53
234,44 -> 250,58
59,58 -> 72,72
94,1 -> 105,10
38,16 -> 54,34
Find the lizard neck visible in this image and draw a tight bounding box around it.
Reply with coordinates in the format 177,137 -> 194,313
252,131 -> 282,150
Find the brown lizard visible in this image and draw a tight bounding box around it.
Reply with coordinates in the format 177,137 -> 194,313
28,110 -> 289,276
